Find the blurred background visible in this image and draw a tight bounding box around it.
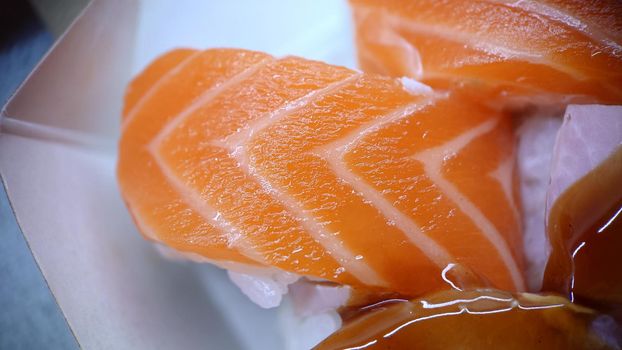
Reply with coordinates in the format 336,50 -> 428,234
1,0 -> 88,348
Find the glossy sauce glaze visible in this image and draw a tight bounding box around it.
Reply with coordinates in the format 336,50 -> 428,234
544,147 -> 622,321
572,200 -> 622,321
316,289 -> 620,349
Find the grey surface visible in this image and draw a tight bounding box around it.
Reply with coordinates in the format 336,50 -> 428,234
0,186 -> 78,350
1,1 -> 80,349
0,5 -> 52,105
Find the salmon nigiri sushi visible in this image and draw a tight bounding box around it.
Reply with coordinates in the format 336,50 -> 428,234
117,48 -> 525,298
350,0 -> 622,106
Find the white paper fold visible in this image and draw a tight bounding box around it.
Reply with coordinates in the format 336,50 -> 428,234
0,0 -> 354,348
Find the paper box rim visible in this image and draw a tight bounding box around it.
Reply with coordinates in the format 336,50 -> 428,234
0,1 -> 356,349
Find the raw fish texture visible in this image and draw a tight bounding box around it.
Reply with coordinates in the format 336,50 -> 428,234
118,48 -> 525,296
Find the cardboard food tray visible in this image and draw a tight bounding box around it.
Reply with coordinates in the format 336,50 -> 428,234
0,0 -> 355,348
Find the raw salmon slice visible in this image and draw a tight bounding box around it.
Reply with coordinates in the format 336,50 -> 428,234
117,48 -> 525,296
350,0 -> 622,106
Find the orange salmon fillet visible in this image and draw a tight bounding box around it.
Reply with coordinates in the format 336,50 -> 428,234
117,48 -> 525,296
350,0 -> 622,105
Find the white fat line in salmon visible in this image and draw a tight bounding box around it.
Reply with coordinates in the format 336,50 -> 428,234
354,4 -> 588,80
489,155 -> 521,224
150,57 -> 274,150
122,51 -> 202,132
146,58 -> 277,265
314,95 -> 439,158
412,118 -> 526,291
217,72 -> 361,150
491,0 -> 622,54
356,7 -> 423,78
150,144 -> 268,264
212,73 -> 388,288
149,60 -> 386,287
313,98 -> 455,273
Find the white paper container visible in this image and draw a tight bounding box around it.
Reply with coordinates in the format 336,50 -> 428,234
0,0 -> 355,348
